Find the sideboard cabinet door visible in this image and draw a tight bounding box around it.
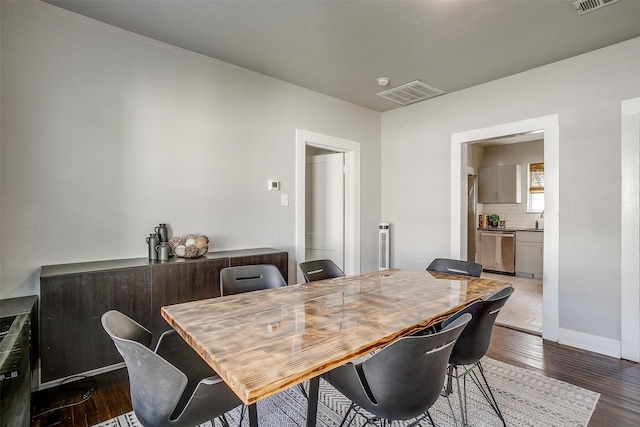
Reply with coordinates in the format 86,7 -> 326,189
40,266 -> 151,383
150,257 -> 229,341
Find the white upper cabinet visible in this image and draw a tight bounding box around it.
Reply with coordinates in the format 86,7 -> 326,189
478,164 -> 522,204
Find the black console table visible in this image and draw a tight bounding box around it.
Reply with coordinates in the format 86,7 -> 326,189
40,248 -> 288,384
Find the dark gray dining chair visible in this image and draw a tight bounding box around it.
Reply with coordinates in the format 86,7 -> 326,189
219,264 -> 287,296
441,285 -> 514,426
427,257 -> 483,278
322,313 -> 472,426
299,259 -> 345,282
101,310 -> 242,427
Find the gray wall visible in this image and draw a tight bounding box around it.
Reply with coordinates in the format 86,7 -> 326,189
382,37 -> 640,347
0,1 -> 382,298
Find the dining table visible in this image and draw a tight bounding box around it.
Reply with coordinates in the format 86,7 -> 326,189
161,268 -> 511,427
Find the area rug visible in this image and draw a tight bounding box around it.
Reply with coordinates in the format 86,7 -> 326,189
92,358 -> 599,427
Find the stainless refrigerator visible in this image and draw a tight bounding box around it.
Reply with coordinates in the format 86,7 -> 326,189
468,174 -> 477,263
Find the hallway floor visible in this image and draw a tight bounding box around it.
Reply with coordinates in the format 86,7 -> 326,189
481,271 -> 543,335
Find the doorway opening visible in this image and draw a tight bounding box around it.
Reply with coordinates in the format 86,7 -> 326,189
295,130 -> 361,284
451,115 -> 559,342
466,133 -> 545,335
305,148 -> 345,271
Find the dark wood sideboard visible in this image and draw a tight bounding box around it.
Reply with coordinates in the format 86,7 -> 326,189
0,295 -> 37,427
40,248 -> 288,384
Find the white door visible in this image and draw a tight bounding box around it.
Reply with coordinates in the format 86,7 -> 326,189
305,153 -> 345,270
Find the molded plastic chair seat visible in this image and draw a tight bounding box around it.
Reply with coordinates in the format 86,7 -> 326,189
427,258 -> 483,278
220,264 -> 287,296
101,310 -> 241,427
322,313 -> 472,426
299,259 -> 345,282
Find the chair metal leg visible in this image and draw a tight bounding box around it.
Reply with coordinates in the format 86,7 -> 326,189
444,384 -> 461,427
217,413 -> 230,427
404,412 -> 431,427
237,405 -> 246,425
450,361 -> 506,427
453,365 -> 468,427
470,361 -> 506,427
426,410 -> 437,427
338,402 -> 357,427
444,364 -> 454,396
338,401 -> 434,427
298,382 -> 309,399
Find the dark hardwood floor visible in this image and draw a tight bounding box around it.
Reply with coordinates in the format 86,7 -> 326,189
486,327 -> 640,427
32,326 -> 640,426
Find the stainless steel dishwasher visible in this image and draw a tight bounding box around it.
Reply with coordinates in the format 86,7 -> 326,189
479,230 -> 515,273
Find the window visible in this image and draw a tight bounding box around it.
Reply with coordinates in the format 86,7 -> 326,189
528,162 -> 544,213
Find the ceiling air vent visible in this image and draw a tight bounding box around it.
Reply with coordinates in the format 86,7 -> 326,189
572,0 -> 621,15
377,80 -> 444,106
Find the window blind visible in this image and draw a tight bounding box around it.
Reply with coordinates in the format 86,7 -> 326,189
529,162 -> 544,193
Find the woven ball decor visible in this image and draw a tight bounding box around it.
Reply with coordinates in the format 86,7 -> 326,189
169,234 -> 209,258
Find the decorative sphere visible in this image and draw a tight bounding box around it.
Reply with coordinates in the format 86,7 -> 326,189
169,236 -> 183,248
174,244 -> 187,257
185,245 -> 199,257
195,236 -> 208,249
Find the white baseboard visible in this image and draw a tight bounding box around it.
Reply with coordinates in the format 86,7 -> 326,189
35,362 -> 126,391
558,328 -> 620,359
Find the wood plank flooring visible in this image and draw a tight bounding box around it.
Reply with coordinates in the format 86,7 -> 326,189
32,326 -> 640,426
486,327 -> 640,427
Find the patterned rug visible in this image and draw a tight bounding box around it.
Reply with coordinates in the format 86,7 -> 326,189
93,358 -> 599,427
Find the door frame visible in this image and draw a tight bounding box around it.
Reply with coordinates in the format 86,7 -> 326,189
621,97 -> 640,362
450,114 -> 560,342
295,129 -> 361,283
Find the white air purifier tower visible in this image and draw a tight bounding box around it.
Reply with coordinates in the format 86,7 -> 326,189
379,223 -> 390,271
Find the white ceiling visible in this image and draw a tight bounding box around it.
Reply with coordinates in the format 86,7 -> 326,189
43,0 -> 640,112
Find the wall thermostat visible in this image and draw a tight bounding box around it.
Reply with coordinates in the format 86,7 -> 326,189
268,180 -> 280,191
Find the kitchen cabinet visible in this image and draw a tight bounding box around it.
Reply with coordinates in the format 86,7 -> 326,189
515,231 -> 543,279
478,164 -> 522,203
40,248 -> 288,384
